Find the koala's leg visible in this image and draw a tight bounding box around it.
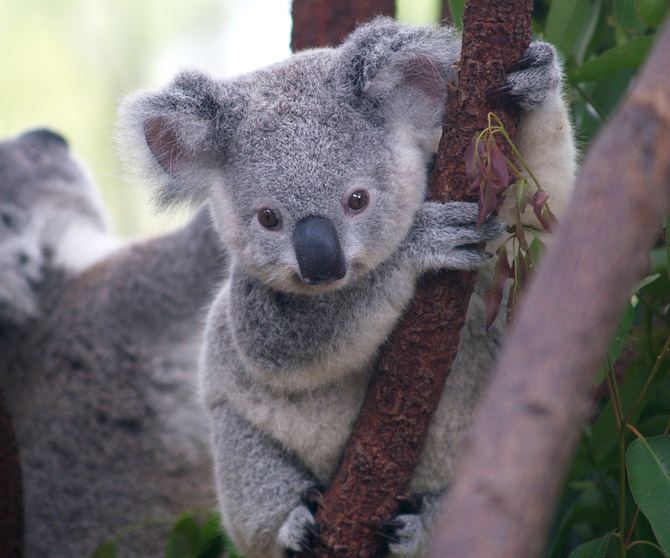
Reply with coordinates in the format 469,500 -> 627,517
210,402 -> 319,558
399,201 -> 505,273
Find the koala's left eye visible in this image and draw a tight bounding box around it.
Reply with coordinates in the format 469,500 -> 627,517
257,208 -> 281,229
347,190 -> 369,212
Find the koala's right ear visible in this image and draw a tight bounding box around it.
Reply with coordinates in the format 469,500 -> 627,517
119,71 -> 246,207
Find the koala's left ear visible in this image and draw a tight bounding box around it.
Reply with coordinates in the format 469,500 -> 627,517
334,17 -> 459,134
119,71 -> 246,207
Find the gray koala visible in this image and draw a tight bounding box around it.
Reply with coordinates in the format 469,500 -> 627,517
121,18 -> 576,558
0,128 -> 227,557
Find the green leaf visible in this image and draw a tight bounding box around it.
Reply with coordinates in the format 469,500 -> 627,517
569,35 -> 655,83
627,435 -> 670,554
545,0 -> 589,61
166,513 -> 201,558
635,0 -> 670,26
447,0 -> 464,29
567,533 -> 613,558
90,540 -> 117,558
197,512 -> 226,558
615,0 -> 647,30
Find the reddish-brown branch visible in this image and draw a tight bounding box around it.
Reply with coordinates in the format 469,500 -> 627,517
291,0 -> 394,52
431,20 -> 670,558
0,396 -> 23,558
296,2 -> 533,557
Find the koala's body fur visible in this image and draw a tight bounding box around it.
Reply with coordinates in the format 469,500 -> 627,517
0,129 -> 226,557
123,18 -> 576,558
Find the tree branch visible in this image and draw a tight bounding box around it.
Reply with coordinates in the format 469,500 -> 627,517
291,1 -> 533,556
431,20 -> 670,558
291,0 -> 394,51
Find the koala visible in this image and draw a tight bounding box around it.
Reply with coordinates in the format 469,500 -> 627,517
0,128 -> 227,557
121,17 -> 576,558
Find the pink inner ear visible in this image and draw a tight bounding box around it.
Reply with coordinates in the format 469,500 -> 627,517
401,55 -> 446,100
143,116 -> 183,176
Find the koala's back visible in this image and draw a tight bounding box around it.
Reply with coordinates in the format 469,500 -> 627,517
5,255 -> 216,557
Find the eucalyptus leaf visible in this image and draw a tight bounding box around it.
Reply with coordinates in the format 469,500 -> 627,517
569,35 -> 655,83
90,540 -> 117,558
635,0 -> 670,26
566,533 -> 613,558
447,0 -> 464,28
626,435 -> 670,554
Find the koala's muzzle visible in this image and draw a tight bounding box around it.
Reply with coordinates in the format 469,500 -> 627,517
293,216 -> 346,285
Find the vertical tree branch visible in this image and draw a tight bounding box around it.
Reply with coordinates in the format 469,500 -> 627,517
292,2 -> 533,556
0,395 -> 22,558
431,21 -> 670,558
291,0 -> 394,51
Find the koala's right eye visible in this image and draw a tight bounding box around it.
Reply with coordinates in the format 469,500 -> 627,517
257,208 -> 281,229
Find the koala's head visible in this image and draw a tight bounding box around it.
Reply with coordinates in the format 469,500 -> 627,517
0,128 -> 111,326
122,18 -> 458,294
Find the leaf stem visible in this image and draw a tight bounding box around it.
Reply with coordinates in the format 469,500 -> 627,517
624,333 -> 670,425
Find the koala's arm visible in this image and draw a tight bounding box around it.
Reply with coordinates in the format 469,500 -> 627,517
398,201 -> 504,274
79,205 -> 228,345
210,401 -> 319,558
498,42 -> 577,227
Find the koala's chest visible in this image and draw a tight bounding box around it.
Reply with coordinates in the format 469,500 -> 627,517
228,367 -> 370,482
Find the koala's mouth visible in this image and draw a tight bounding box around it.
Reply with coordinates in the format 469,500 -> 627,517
292,271 -> 348,293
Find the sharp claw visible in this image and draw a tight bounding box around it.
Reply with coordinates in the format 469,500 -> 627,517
509,54 -> 536,72
378,519 -> 404,543
301,485 -> 324,513
396,493 -> 424,515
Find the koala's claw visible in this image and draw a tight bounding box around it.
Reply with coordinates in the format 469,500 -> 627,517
279,504 -> 321,556
396,492 -> 424,515
379,513 -> 425,557
493,41 -> 561,109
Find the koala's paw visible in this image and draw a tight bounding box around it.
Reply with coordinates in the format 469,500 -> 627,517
278,504 -> 319,555
380,514 -> 426,557
492,41 -> 561,109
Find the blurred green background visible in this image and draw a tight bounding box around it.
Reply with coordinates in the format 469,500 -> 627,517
0,0 -> 439,237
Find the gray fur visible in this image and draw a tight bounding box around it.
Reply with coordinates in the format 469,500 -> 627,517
0,130 -> 228,557
122,17 -> 576,558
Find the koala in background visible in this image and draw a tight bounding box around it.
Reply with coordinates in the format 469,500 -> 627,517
0,129 -> 227,557
122,17 -> 576,558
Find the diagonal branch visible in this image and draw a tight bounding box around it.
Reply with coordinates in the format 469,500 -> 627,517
431,19 -> 670,558
291,1 -> 533,556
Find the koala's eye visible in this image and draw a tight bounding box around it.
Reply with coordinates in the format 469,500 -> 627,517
257,208 -> 280,229
347,190 -> 369,212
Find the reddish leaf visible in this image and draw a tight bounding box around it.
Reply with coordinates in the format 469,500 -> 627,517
465,136 -> 483,185
484,246 -> 512,330
486,136 -> 510,191
531,191 -> 557,231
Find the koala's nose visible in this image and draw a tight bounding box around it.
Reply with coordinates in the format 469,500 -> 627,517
19,128 -> 69,150
293,216 -> 346,285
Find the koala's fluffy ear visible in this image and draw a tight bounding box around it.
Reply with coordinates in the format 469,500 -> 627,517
334,17 -> 459,135
119,71 -> 246,207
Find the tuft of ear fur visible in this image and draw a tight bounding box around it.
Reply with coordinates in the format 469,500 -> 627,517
118,71 -> 246,207
334,17 -> 459,137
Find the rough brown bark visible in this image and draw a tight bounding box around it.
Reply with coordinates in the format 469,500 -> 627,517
431,21 -> 670,558
290,0 -> 395,51
301,2 -> 533,557
0,396 -> 23,558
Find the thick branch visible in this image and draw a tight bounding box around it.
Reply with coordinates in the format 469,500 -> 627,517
431,21 -> 670,558
291,0 -> 394,51
303,2 -> 533,557
0,396 -> 22,558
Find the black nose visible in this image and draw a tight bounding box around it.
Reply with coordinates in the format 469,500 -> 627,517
293,216 -> 346,286
19,128 -> 69,150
